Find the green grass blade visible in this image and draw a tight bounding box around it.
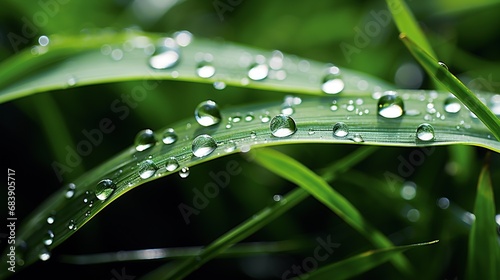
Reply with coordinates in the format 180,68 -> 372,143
400,34 -> 500,141
0,31 -> 391,104
303,240 -> 439,280
250,148 -> 411,274
466,157 -> 500,280
386,0 -> 436,58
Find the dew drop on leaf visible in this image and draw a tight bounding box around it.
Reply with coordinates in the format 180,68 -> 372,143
134,129 -> 156,151
224,140 -> 237,152
260,114 -> 271,123
377,94 -> 405,118
179,167 -> 190,178
196,62 -> 216,78
250,131 -> 257,138
46,216 -> 55,225
148,38 -> 180,69
68,219 -> 76,230
333,122 -> 349,137
280,105 -> 294,116
162,128 -> 178,144
43,230 -> 54,246
195,100 -> 222,126
444,96 -> 461,113
321,66 -> 344,94
213,81 -> 226,90
38,248 -> 51,261
438,61 -> 448,70
245,114 -> 254,122
65,183 -> 76,199
192,134 -> 217,157
416,123 -> 435,141
352,133 -> 364,143
95,179 -> 116,201
270,114 -> 297,137
165,157 -> 180,171
138,159 -> 158,179
173,30 -> 193,47
248,63 -> 269,81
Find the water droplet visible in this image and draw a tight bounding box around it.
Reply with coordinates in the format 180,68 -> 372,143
165,157 -> 179,171
224,140 -> 237,152
85,210 -> 91,217
308,128 -> 315,135
39,248 -> 51,261
149,38 -> 180,69
330,104 -> 338,111
248,63 -> 269,81
269,50 -> 284,70
400,181 -> 417,200
134,129 -> 156,151
438,61 -> 448,70
174,30 -> 193,47
65,183 -> 76,199
377,94 -> 405,118
195,100 -> 222,126
437,197 -> 450,209
352,134 -> 364,143
179,167 -> 190,178
68,219 -> 76,230
66,76 -> 77,87
270,115 -> 297,137
273,194 -> 283,202
196,62 -> 216,78
333,122 -> 349,137
95,179 -> 116,201
245,114 -> 254,122
280,105 -> 294,116
260,114 -> 270,123
47,216 -> 55,225
38,35 -> 50,46
138,160 -> 158,179
416,123 -> 435,141
43,230 -> 54,246
231,116 -> 241,123
213,81 -> 226,90
162,128 -> 177,144
321,66 -> 344,94
444,96 -> 461,113
111,49 -> 124,61
192,134 -> 217,157
250,131 -> 257,138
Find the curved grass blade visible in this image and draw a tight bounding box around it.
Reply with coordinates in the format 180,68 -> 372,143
2,90 -> 500,277
466,157 -> 500,280
0,31 -> 392,104
302,240 -> 439,280
250,148 -> 411,274
400,34 -> 500,141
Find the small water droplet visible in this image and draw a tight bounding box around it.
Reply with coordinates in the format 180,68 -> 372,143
352,133 -> 364,143
138,160 -> 158,179
231,116 -> 241,123
281,105 -> 295,116
416,123 -> 435,141
95,179 -> 116,201
444,96 -> 461,113
196,62 -> 216,78
273,194 -> 283,202
401,181 -> 417,200
162,128 -> 177,144
270,115 -> 297,137
134,129 -> 156,151
213,81 -> 226,90
269,50 -> 284,70
437,197 -> 450,209
321,66 -> 344,94
179,167 -> 190,178
438,61 -> 448,70
39,248 -> 51,261
47,216 -> 55,225
65,183 -> 76,199
250,131 -> 257,138
43,230 -> 54,246
85,210 -> 91,217
333,122 -> 349,137
224,140 -> 237,152
68,219 -> 76,230
330,104 -> 338,111
165,157 -> 180,171
260,114 -> 270,123
245,114 -> 254,122
195,100 -> 222,126
377,94 -> 405,118
38,35 -> 50,46
174,30 -> 193,47
66,76 -> 77,87
192,134 -> 217,157
149,38 -> 180,69
308,128 -> 315,135
111,49 -> 124,61
248,63 -> 269,81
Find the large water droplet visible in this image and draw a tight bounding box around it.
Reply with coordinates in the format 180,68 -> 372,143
95,179 -> 116,201
377,94 -> 404,118
65,183 -> 76,199
270,115 -> 297,137
321,66 -> 344,94
165,157 -> 179,171
149,38 -> 180,69
134,129 -> 156,151
192,134 -> 217,157
444,96 -> 461,113
333,122 -> 349,137
416,123 -> 435,141
248,63 -> 269,81
179,167 -> 190,178
195,100 -> 222,126
162,128 -> 178,144
138,160 -> 158,179
196,62 -> 216,78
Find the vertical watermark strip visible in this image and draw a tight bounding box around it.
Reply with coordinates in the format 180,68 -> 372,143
6,168 -> 17,273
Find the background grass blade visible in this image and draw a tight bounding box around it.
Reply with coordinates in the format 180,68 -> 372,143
0,31 -> 392,104
250,148 -> 411,274
466,157 -> 500,280
302,240 -> 439,280
400,34 -> 500,141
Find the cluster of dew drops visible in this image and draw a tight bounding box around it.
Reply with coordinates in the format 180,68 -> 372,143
30,32 -> 500,263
